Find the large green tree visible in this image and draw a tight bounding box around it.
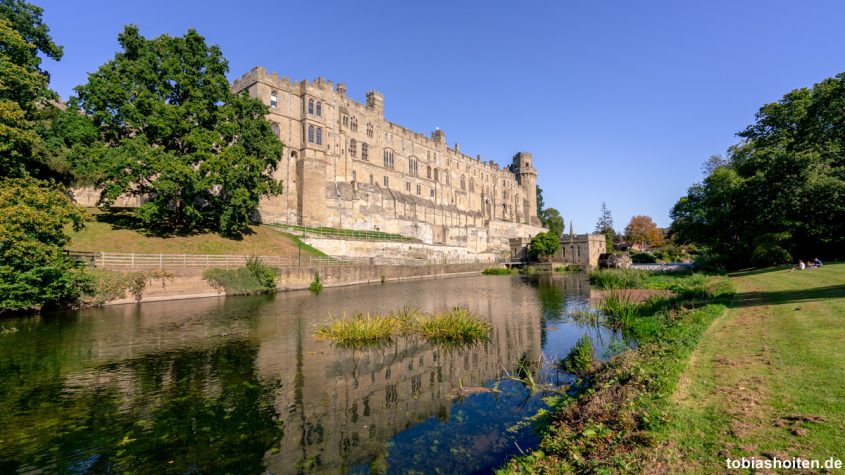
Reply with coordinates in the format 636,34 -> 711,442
71,26 -> 283,236
540,207 -> 564,237
530,231 -> 560,262
0,178 -> 90,312
0,0 -> 63,178
671,73 -> 845,266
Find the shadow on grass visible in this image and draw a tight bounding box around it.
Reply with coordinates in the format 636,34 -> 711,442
93,208 -> 252,240
730,284 -> 845,308
729,266 -> 791,278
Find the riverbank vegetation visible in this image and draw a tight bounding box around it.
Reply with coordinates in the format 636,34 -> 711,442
315,307 -> 490,348
482,267 -> 518,275
504,269 -> 735,472
202,258 -> 277,295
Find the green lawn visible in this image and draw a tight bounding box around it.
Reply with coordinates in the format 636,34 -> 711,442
661,263 -> 845,472
66,210 -> 325,257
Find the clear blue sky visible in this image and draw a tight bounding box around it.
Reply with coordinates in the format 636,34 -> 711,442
36,0 -> 845,232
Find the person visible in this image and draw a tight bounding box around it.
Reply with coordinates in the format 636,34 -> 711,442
811,257 -> 823,268
791,260 -> 805,272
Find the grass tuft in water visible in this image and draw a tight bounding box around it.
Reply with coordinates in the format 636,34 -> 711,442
415,308 -> 491,345
559,335 -> 595,376
314,313 -> 395,348
482,267 -> 517,275
602,292 -> 641,328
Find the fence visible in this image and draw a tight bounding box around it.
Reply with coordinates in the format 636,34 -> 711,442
64,251 -> 494,270
270,224 -> 419,242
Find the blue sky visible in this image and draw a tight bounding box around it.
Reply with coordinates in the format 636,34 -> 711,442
36,0 -> 845,232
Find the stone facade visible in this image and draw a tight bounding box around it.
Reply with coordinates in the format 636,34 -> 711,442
232,67 -> 545,253
561,232 -> 607,269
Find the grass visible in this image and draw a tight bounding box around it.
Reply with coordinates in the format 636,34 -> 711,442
656,262 -> 845,472
503,270 -> 736,473
66,208 -> 325,256
315,307 -> 490,348
270,224 -> 417,242
601,291 -> 641,329
482,267 -> 518,275
559,335 -> 595,376
555,264 -> 583,272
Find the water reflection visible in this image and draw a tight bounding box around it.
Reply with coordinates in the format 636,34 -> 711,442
0,273 -> 616,474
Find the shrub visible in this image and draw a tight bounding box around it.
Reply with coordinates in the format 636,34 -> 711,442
203,257 -> 277,295
482,267 -> 517,275
560,335 -> 595,376
309,273 -> 323,293
750,243 -> 792,267
631,252 -> 657,264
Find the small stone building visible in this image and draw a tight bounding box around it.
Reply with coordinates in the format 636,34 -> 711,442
560,231 -> 606,269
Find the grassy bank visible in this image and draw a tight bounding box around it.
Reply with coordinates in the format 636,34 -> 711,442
504,270 -> 735,472
655,263 -> 845,471
66,209 -> 325,256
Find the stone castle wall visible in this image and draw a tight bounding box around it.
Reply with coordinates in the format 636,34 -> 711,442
234,67 -> 546,253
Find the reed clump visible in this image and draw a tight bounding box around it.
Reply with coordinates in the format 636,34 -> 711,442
482,267 -> 517,275
315,307 -> 490,348
602,291 -> 641,328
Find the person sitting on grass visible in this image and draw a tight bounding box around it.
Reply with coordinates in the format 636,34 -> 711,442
790,260 -> 806,272
811,257 -> 823,268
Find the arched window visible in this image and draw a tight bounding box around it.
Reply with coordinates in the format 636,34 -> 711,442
316,101 -> 322,116
272,123 -> 280,136
308,98 -> 314,114
409,157 -> 418,176
315,127 -> 322,145
361,142 -> 369,161
427,166 -> 432,179
307,125 -> 314,143
270,91 -> 277,108
460,175 -> 466,190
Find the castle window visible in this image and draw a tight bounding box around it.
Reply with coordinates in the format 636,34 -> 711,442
308,98 -> 314,114
351,117 -> 358,132
427,166 -> 432,179
349,138 -> 357,158
406,182 -> 411,192
272,123 -> 280,137
369,174 -> 374,184
270,91 -> 277,108
307,125 -> 315,143
316,127 -> 322,145
434,168 -> 439,182
460,175 -> 466,190
430,188 -> 435,198
384,176 -> 389,187
343,115 -> 348,127
352,171 -> 357,182
409,157 -> 418,176
383,149 -> 394,168
361,142 -> 368,161
366,123 -> 373,138
316,101 -> 322,116
416,184 -> 421,195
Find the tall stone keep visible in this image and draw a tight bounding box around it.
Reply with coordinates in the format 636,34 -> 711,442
511,152 -> 540,226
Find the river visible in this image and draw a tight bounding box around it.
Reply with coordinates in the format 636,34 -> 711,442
0,273 -> 621,474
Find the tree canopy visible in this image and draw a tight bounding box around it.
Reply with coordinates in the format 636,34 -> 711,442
624,215 -> 663,249
670,72 -> 845,267
594,202 -> 615,251
530,231 -> 560,261
540,208 -> 564,237
0,0 -> 62,178
70,26 -> 284,236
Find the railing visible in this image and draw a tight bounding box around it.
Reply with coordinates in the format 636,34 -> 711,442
270,224 -> 420,242
64,251 -> 493,270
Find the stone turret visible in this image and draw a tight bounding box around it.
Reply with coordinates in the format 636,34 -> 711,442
511,152 -> 540,226
431,128 -> 446,145
366,90 -> 384,116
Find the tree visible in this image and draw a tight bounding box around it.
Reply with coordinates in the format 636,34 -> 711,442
529,231 -> 560,262
701,153 -> 729,176
624,215 -> 663,250
540,207 -> 564,237
536,186 -> 545,218
594,202 -> 615,251
0,178 -> 91,312
670,72 -> 845,266
0,0 -> 63,178
71,26 -> 283,236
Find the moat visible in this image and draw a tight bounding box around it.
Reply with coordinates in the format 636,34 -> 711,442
0,274 -> 621,474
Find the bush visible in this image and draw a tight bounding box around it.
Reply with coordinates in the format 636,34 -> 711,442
560,335 -> 595,376
750,243 -> 792,267
309,273 -> 323,293
203,257 -> 277,295
631,252 -> 657,264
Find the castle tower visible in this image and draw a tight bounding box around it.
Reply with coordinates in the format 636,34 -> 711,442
366,90 -> 384,116
511,152 -> 540,226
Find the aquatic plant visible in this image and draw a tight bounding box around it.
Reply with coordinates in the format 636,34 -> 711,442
601,292 -> 640,328
555,265 -> 583,272
560,335 -> 595,377
482,267 -> 517,275
415,308 -> 491,345
589,269 -> 647,289
568,308 -> 601,325
309,273 -> 323,294
314,313 -> 395,347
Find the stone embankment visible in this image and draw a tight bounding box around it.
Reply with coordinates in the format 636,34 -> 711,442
106,263 -> 490,306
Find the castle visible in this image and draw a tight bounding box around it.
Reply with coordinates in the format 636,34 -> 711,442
232,67 -> 546,253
